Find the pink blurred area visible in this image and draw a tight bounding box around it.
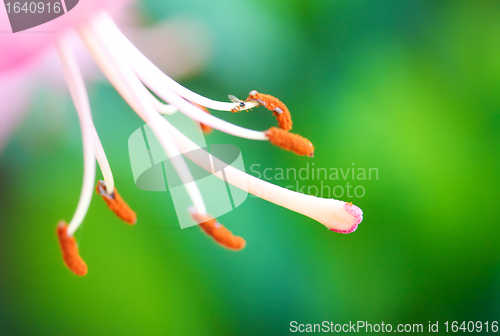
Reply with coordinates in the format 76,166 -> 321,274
0,0 -> 134,152
0,68 -> 34,151
0,0 -> 212,152
0,0 -> 132,74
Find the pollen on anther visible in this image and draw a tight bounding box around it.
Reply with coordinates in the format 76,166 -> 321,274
189,210 -> 246,251
56,221 -> 88,276
246,90 -> 293,131
266,127 -> 314,157
96,180 -> 137,225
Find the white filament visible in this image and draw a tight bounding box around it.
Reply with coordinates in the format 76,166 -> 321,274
96,14 -> 268,141
147,90 -> 178,115
80,19 -> 207,215
55,36 -> 97,236
155,114 -> 356,231
79,12 -> 359,232
91,128 -> 115,194
99,13 -> 258,112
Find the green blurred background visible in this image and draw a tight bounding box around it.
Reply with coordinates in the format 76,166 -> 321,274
1,0 -> 500,334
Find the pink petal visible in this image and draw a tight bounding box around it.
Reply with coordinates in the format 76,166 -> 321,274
0,0 -> 133,74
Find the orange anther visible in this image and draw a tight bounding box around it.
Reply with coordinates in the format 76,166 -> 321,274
247,90 -> 293,131
266,127 -> 314,157
56,221 -> 88,276
190,211 -> 246,251
96,181 -> 137,225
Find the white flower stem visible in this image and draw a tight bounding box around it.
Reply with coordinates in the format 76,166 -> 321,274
80,20 -> 207,215
55,36 -> 97,237
96,13 -> 268,141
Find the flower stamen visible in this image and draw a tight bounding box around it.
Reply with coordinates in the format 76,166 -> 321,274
96,180 -> 137,224
81,19 -> 208,216
265,127 -> 314,157
56,221 -> 88,276
96,14 -> 268,141
247,90 -> 293,131
86,12 -> 362,236
160,118 -> 362,233
98,13 -> 259,112
189,208 -> 246,251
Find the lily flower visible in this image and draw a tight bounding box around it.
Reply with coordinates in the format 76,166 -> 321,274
1,4 -> 363,276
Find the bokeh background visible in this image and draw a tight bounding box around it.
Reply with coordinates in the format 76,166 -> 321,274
1,0 -> 500,335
